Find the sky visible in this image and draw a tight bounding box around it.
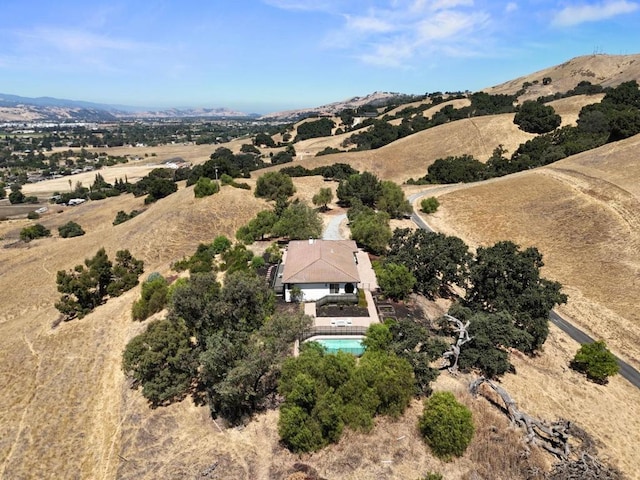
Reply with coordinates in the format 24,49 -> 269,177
1,0 -> 639,113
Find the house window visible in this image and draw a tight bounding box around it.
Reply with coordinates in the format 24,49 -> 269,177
329,283 -> 339,294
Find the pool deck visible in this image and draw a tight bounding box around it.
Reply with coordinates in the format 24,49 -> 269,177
304,289 -> 379,328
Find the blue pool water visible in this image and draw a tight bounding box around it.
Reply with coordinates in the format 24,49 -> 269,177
314,338 -> 365,356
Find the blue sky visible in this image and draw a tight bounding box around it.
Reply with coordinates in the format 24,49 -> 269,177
1,1 -> 639,113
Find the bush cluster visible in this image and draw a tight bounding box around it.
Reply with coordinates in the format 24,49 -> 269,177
278,343 -> 414,452
194,176 -> 220,198
20,223 -> 51,242
570,340 -> 619,384
58,221 -> 85,238
113,209 -> 141,226
420,197 -> 439,214
132,274 -> 169,321
419,391 -> 474,460
55,248 -> 144,319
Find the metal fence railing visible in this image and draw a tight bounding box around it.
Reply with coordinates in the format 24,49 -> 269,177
300,326 -> 369,341
323,346 -> 364,356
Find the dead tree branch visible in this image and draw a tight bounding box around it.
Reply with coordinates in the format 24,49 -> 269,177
441,314 -> 472,374
469,377 -> 622,480
470,377 -> 570,459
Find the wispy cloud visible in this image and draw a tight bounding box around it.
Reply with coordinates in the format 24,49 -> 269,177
417,10 -> 488,41
505,2 -> 518,13
346,15 -> 395,33
428,0 -> 474,10
17,27 -> 148,54
6,26 -> 167,75
270,0 -> 493,67
552,1 -> 639,27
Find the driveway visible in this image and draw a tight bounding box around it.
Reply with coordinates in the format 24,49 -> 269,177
323,212 -> 347,240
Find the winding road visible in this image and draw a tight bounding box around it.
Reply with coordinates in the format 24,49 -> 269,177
409,189 -> 640,390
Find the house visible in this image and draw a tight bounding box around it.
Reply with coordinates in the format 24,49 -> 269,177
281,239 -> 360,302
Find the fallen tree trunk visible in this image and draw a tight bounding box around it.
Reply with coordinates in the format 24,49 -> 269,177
469,377 -> 622,480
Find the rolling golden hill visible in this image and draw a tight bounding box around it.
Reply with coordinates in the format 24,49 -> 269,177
261,92 -> 602,184
421,133 -> 640,479
2,54 -> 640,479
487,53 -> 640,100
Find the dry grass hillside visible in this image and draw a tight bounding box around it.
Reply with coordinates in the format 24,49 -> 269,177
0,182 -> 269,479
3,54 -> 640,480
546,93 -> 606,126
487,53 -> 640,100
1,173 -> 562,480
427,134 -> 640,366
260,113 -> 536,183
419,134 -> 640,478
260,94 -> 602,184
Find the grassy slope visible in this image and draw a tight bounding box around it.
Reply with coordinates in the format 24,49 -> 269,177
422,135 -> 640,478
0,184 -> 268,478
3,55 -> 640,479
485,53 -> 640,100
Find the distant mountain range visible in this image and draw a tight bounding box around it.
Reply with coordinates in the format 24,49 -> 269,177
0,93 -> 256,122
0,91 -> 418,123
5,53 -> 640,124
258,91 -> 418,121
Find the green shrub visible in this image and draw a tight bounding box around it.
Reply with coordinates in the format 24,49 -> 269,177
20,223 -> 51,242
373,261 -> 416,300
113,210 -> 129,225
570,340 -> 619,384
363,323 -> 392,352
167,277 -> 188,303
194,176 -> 220,198
278,346 -> 413,452
211,235 -> 232,254
278,405 -> 324,453
113,209 -> 141,226
255,171 -> 295,200
27,211 -> 40,220
58,221 -> 85,238
419,391 -> 474,461
122,318 -> 196,406
358,288 -> 368,308
132,275 -> 169,321
420,197 -> 439,214
421,474 -> 443,480
250,256 -> 266,270
264,242 -> 282,263
514,100 -> 561,134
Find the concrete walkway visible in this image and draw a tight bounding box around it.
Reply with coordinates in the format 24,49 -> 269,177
355,250 -> 378,292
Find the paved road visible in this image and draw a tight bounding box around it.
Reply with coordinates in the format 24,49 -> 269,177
410,189 -> 640,390
549,311 -> 640,388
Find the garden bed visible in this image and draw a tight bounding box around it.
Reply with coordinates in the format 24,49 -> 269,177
316,304 -> 369,317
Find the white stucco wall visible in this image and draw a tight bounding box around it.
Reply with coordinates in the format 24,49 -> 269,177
284,282 -> 357,302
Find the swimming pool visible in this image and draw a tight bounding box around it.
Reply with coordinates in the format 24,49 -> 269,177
307,336 -> 366,356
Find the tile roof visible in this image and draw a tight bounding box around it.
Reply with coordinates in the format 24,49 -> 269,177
281,239 -> 360,284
